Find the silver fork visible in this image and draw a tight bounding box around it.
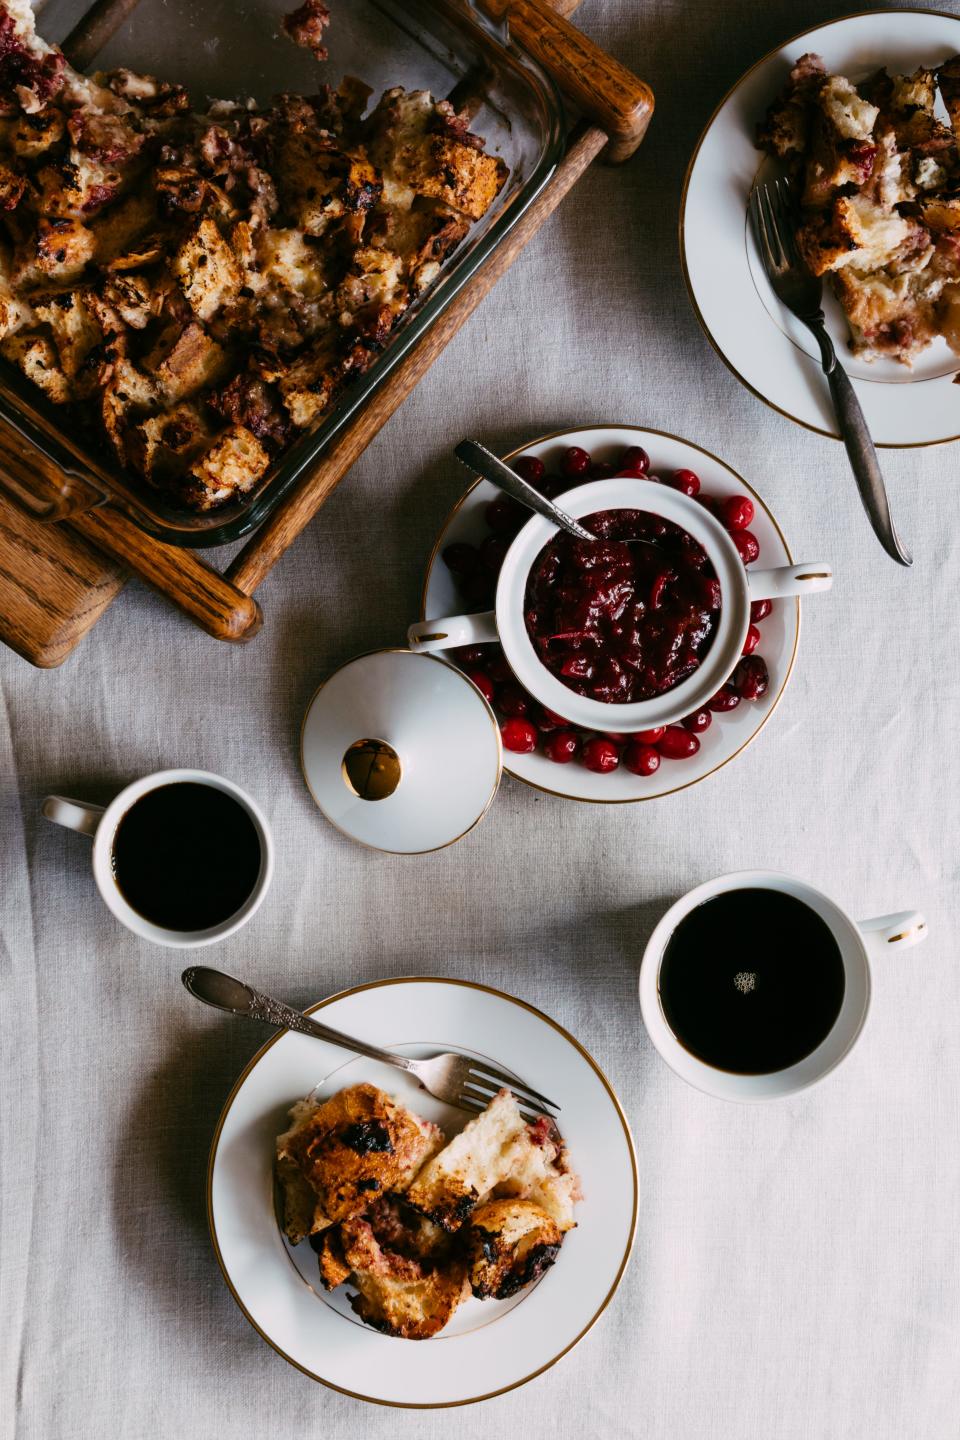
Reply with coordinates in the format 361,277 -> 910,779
182,966 -> 559,1121
749,177 -> 912,567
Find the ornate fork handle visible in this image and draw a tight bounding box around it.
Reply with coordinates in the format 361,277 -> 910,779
245,987 -> 417,1071
800,311 -> 912,567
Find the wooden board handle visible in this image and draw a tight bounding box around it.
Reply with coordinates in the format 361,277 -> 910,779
476,0 -> 653,161
70,507 -> 263,643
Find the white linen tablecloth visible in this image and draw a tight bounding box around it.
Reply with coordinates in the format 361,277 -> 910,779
3,1 -> 960,1436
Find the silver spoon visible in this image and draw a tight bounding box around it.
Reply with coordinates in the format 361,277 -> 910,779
454,438 -> 660,554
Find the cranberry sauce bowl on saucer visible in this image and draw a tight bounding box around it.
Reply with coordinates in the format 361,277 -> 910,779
409,476 -> 833,732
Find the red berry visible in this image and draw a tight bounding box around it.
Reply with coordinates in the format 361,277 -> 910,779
498,683 -> 531,717
721,495 -> 755,531
512,454 -> 545,484
656,726 -> 700,759
480,534 -> 510,572
742,623 -> 761,655
751,598 -> 773,623
541,706 -> 572,728
734,655 -> 769,700
634,727 -> 665,745
623,742 -> 660,776
561,446 -> 592,478
621,445 -> 650,474
732,529 -> 760,564
455,645 -> 488,665
682,709 -> 712,733
465,668 -> 494,703
581,737 -> 620,773
442,542 -> 478,575
668,468 -> 701,497
544,730 -> 580,764
708,685 -> 741,712
501,718 -> 537,753
485,495 -> 525,534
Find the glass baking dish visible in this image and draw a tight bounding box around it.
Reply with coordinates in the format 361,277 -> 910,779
1,0 -> 564,546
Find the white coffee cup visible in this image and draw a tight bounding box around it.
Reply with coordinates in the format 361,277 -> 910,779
639,870 -> 927,1101
408,477 -> 832,731
41,768 -> 274,948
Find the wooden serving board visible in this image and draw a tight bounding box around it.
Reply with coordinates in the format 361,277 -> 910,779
0,0 -> 653,667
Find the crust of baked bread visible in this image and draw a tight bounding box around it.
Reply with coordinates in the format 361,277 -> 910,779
465,1198 -> 562,1301
275,1083 -> 445,1241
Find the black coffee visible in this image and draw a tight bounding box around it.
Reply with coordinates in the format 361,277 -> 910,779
658,889 -> 845,1074
112,782 -> 262,931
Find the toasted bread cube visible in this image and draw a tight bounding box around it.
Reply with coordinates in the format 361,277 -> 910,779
9,108 -> 66,159
275,129 -> 381,238
143,320 -> 229,406
916,192 -> 960,233
183,424 -> 269,508
272,334 -> 343,428
90,190 -> 157,267
465,1198 -> 562,1300
1,330 -> 71,402
0,163 -> 27,212
339,1216 -> 467,1339
171,217 -> 242,321
315,1226 -> 351,1290
367,89 -> 507,221
127,400 -> 213,483
35,217 -> 96,283
255,226 -> 327,298
32,290 -> 101,377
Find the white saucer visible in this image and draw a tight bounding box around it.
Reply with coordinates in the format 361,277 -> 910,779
681,10 -> 960,447
300,649 -> 502,852
207,977 -> 638,1406
421,425 -> 800,804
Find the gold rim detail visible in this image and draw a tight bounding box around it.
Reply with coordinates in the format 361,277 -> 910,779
678,8 -> 960,450
206,976 -> 640,1408
420,424 -> 800,804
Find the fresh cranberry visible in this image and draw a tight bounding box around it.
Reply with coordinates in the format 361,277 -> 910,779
541,706 -> 572,728
544,730 -> 580,764
750,598 -> 772,623
455,645 -> 488,665
623,741 -> 660,776
498,683 -> 531,717
485,495 -> 526,534
512,454 -> 545,484
668,468 -> 701,497
708,685 -> 741,712
561,446 -> 591,478
480,534 -> 511,572
657,726 -> 700,759
501,718 -> 537,753
721,495 -> 755,531
742,623 -> 761,655
621,445 -> 650,474
635,726 -> 665,744
734,654 -> 769,700
442,542 -> 478,575
731,529 -> 760,564
682,708 -> 712,733
581,737 -> 620,773
465,668 -> 494,703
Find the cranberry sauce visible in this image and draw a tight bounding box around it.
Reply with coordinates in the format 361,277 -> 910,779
523,509 -> 720,705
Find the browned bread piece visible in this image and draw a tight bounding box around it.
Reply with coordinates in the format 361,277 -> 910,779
275,1083 -> 444,1243
405,1088 -> 580,1234
756,52 -> 827,158
365,88 -> 507,222
465,1198 -> 563,1301
339,1213 -> 468,1339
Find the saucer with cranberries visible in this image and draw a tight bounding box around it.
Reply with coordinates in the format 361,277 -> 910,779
421,426 -> 801,803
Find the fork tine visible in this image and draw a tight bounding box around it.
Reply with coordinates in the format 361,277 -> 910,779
460,1077 -> 557,1119
464,1061 -> 560,1111
772,177 -> 802,266
759,183 -> 785,269
750,183 -> 778,274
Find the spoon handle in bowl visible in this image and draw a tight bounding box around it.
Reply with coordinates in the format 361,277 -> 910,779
454,439 -> 596,542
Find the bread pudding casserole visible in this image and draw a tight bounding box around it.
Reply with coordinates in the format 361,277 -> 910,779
756,52 -> 960,366
276,1083 -> 580,1339
0,0 -> 507,511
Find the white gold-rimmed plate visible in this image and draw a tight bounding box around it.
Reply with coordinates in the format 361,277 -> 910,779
421,425 -> 800,804
681,9 -> 960,448
207,977 -> 637,1408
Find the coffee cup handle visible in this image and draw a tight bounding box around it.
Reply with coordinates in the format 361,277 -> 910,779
41,795 -> 104,838
407,611 -> 498,653
857,910 -> 928,953
747,563 -> 833,599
